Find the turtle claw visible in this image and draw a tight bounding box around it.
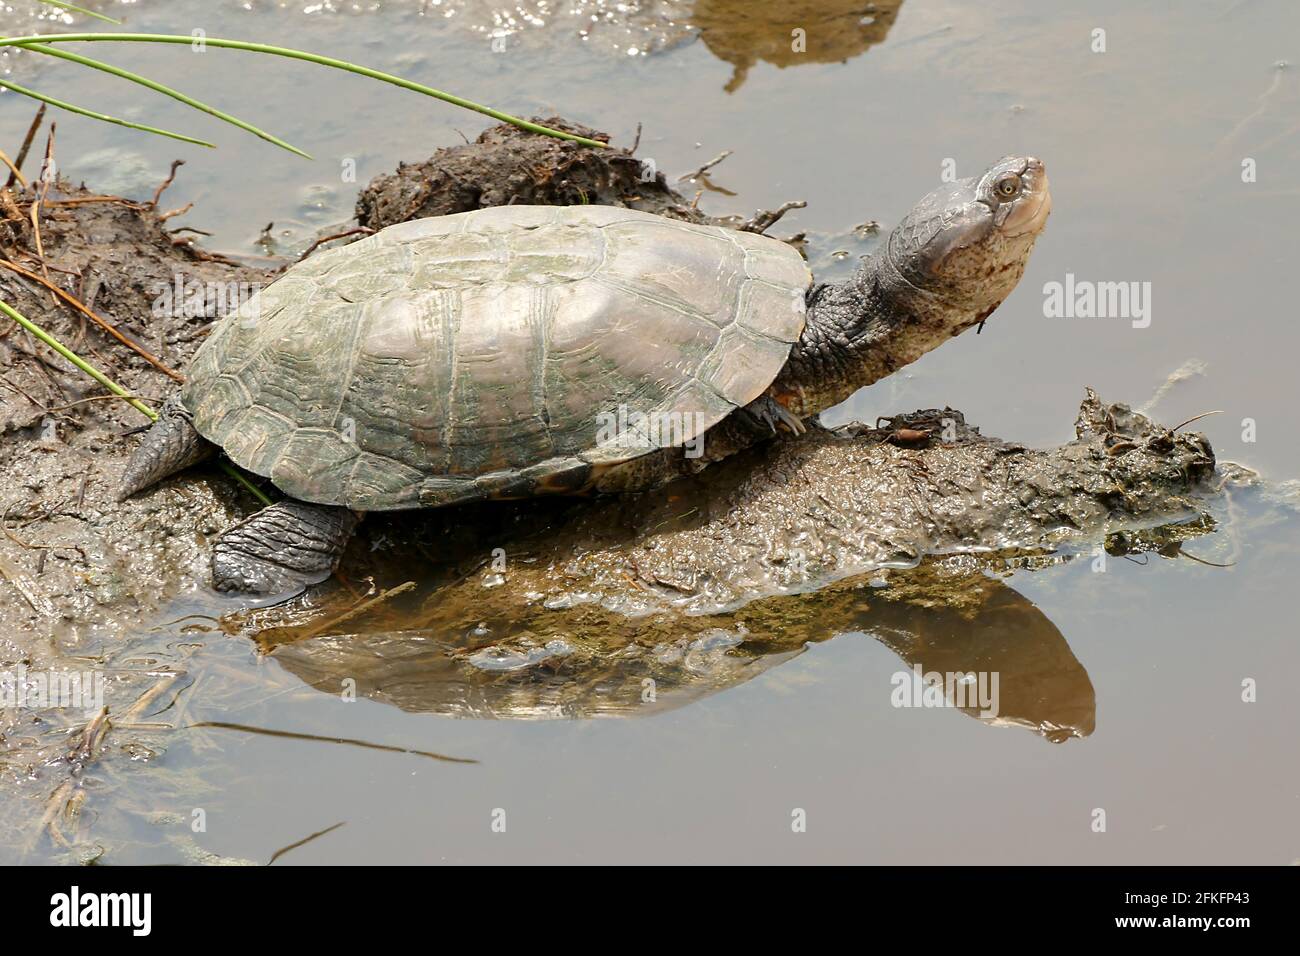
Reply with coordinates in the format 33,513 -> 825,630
740,395 -> 807,437
211,501 -> 360,595
211,553 -> 326,596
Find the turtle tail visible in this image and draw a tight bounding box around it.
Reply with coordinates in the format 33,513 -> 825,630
117,396 -> 215,501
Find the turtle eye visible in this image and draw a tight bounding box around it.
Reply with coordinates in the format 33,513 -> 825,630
995,175 -> 1022,199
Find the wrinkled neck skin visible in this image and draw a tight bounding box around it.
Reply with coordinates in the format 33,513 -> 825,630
771,251 -> 1012,418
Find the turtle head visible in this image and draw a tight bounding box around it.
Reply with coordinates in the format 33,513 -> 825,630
773,157 -> 1051,416
886,156 -> 1050,316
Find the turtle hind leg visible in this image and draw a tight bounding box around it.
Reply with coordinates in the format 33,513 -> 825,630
117,397 -> 215,501
211,500 -> 360,595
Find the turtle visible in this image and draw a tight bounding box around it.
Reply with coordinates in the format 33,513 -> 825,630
119,156 -> 1050,594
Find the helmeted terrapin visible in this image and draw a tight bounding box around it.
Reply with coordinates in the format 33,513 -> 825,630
120,156 -> 1050,593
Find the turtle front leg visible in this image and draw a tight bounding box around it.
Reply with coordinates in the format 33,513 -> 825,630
117,396 -> 215,500
738,394 -> 807,437
211,501 -> 360,594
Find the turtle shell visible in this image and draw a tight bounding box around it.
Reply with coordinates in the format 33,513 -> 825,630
183,205 -> 811,510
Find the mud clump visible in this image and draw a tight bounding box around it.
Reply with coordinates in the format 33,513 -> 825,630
0,187 -> 265,435
355,116 -> 704,230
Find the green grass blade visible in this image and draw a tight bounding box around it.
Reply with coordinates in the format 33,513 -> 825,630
14,42 -> 310,158
37,1 -> 123,25
0,75 -> 215,148
0,298 -> 273,505
0,33 -> 608,149
218,462 -> 274,505
1,298 -> 157,419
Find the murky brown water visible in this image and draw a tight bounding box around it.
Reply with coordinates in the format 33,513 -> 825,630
2,0 -> 1299,863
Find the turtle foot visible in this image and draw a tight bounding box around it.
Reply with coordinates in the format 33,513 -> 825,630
740,394 -> 807,437
211,501 -> 360,595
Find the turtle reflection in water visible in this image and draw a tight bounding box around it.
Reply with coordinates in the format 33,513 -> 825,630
267,560 -> 1103,742
263,516 -> 1218,743
690,0 -> 906,92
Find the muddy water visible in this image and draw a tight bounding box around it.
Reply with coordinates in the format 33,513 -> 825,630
2,0 -> 1299,863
